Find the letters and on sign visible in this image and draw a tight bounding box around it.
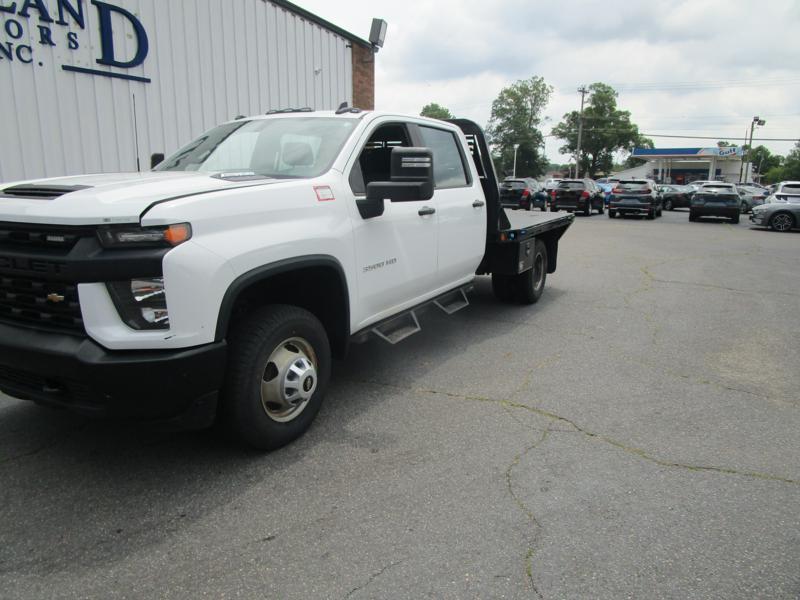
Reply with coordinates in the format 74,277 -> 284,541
0,0 -> 150,82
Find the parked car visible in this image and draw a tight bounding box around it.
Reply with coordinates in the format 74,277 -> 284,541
550,179 -> 605,216
689,183 -> 742,223
607,179 -> 663,219
765,181 -> 800,203
688,180 -> 719,192
544,178 -> 563,192
499,178 -> 547,211
736,184 -> 768,213
749,195 -> 800,232
659,184 -> 694,210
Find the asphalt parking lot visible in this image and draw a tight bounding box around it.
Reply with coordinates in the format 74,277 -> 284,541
1,209 -> 798,599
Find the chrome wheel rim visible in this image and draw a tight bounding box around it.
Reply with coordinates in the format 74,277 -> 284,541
772,214 -> 793,232
260,337 -> 318,423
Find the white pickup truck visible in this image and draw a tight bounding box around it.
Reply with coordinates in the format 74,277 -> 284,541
0,109 -> 573,449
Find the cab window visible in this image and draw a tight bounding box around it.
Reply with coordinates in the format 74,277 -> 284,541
349,124 -> 412,196
418,126 -> 469,189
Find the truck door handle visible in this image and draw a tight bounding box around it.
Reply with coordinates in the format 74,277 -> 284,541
418,206 -> 436,216
472,200 -> 485,208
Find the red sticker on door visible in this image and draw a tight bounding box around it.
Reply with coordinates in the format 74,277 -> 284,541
314,186 -> 335,202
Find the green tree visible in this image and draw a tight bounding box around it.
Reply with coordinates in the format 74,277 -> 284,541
552,83 -> 646,177
747,145 -> 782,178
624,135 -> 654,168
780,142 -> 800,180
762,142 -> 800,183
486,75 -> 553,178
420,103 -> 454,120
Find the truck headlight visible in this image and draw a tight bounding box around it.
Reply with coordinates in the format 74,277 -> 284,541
107,278 -> 170,330
97,223 -> 192,248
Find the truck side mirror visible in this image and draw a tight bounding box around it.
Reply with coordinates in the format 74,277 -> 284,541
365,147 -> 434,205
150,153 -> 165,169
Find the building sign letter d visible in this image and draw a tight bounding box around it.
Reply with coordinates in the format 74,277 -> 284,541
92,0 -> 148,69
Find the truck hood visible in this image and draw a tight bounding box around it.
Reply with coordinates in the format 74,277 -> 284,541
0,171 -> 278,225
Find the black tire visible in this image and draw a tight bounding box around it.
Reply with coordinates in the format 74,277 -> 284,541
583,203 -> 591,216
731,214 -> 740,225
689,212 -> 697,222
646,208 -> 655,220
769,212 -> 795,232
515,240 -> 548,304
492,273 -> 515,302
608,210 -> 616,218
597,203 -> 604,215
664,199 -> 673,211
551,207 -> 559,212
223,305 -> 331,450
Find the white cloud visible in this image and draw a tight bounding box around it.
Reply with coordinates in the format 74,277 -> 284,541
297,0 -> 800,160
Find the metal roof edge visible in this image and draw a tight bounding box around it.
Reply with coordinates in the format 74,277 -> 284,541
267,0 -> 373,48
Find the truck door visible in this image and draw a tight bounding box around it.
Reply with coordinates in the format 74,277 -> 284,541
415,124 -> 485,286
345,121 -> 439,327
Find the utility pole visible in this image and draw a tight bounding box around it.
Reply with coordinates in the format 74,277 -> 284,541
744,116 -> 765,183
738,127 -> 747,183
512,143 -> 520,178
575,86 -> 588,178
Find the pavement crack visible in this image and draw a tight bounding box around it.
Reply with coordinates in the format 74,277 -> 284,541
649,277 -> 800,298
344,559 -> 405,599
506,428 -> 550,598
351,379 -> 799,486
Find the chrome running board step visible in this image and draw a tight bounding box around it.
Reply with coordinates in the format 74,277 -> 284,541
434,288 -> 470,315
371,311 -> 421,345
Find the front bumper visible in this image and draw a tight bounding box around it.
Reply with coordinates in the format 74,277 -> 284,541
0,322 -> 226,427
750,212 -> 768,225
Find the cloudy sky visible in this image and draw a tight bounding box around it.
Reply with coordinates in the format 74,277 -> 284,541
298,0 -> 800,163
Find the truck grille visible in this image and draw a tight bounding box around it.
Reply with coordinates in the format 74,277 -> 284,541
0,275 -> 84,332
0,222 -> 94,249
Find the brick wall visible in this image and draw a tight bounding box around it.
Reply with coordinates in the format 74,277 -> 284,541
351,44 -> 375,110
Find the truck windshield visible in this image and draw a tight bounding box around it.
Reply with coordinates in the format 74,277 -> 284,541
155,117 -> 357,178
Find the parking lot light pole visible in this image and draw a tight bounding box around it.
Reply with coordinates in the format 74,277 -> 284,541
744,117 -> 765,183
512,143 -> 520,178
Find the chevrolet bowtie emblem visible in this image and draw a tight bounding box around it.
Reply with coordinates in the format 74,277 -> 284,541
46,293 -> 65,303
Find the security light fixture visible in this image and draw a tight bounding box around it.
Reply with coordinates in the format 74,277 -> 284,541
369,18 -> 388,51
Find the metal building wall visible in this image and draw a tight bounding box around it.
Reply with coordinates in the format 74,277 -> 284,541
0,0 -> 353,183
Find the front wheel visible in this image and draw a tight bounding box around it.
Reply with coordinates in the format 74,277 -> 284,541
731,214 -> 740,224
608,210 -> 616,218
769,212 -> 795,232
515,240 -> 548,304
647,208 -> 655,220
223,305 -> 331,450
664,199 -> 673,211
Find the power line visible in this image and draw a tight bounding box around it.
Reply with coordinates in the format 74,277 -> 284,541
545,130 -> 798,142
